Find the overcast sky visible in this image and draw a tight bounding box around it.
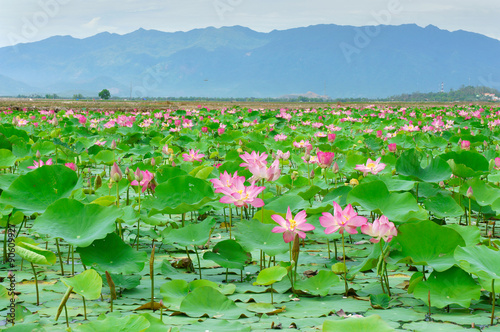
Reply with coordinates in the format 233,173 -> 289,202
1,0 -> 499,48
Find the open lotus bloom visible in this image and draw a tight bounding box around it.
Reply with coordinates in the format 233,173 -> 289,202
319,202 -> 367,235
271,207 -> 315,243
28,158 -> 53,169
361,215 -> 397,243
354,157 -> 386,176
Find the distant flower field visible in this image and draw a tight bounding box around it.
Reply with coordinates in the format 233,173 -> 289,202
1,104 -> 500,331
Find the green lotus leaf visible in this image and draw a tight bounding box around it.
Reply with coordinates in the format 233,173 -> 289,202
253,266 -> 288,286
144,175 -> 215,215
179,286 -> 244,319
454,245 -> 500,280
396,149 -> 451,182
15,242 -> 56,265
33,198 -> 123,247
161,217 -> 216,247
323,315 -> 394,331
413,267 -> 481,308
203,239 -> 250,270
347,180 -> 426,222
424,193 -> 464,218
394,220 -> 465,271
441,150 -> 489,178
61,269 -> 103,300
0,149 -> 17,168
462,178 -> 500,207
294,270 -> 339,297
77,233 -> 147,274
234,219 -> 288,257
72,314 -> 150,332
0,165 -> 80,215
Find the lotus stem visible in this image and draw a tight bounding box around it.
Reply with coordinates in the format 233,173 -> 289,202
327,239 -> 331,259
55,238 -> 65,276
3,214 -> 10,263
71,245 -> 75,275
194,245 -> 202,279
492,279 -> 496,326
150,244 -> 155,310
31,263 -> 40,305
82,296 -> 87,320
229,208 -> 232,240
64,304 -> 69,328
342,232 -> 348,296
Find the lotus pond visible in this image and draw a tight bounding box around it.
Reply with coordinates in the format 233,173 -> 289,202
2,104 -> 500,331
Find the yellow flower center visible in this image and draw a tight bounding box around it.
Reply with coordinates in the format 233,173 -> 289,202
289,218 -> 297,231
367,163 -> 376,168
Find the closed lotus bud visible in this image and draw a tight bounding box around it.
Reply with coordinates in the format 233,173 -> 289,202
110,162 -> 123,182
111,139 -> 116,150
439,181 -> 445,188
36,150 -> 41,159
333,162 -> 339,173
134,167 -> 143,181
381,149 -> 386,156
466,186 -> 473,198
310,170 -> 315,179
151,158 -> 155,166
94,174 -> 102,190
292,234 -> 300,263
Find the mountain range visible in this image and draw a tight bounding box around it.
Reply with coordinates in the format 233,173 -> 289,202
0,24 -> 499,99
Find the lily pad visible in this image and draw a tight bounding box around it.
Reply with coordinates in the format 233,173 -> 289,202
203,239 -> 251,270
161,217 -> 216,247
234,219 -> 288,257
15,242 -> 56,265
294,270 -> 339,297
323,315 -> 395,331
179,286 -> 244,319
424,194 -> 464,218
72,313 -> 150,332
454,245 -> 500,280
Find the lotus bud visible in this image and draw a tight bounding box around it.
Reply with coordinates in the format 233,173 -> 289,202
94,174 -> 102,190
110,162 -> 123,182
484,141 -> 488,148
333,162 -> 339,173
439,181 -> 445,188
201,126 -> 208,133
52,116 -> 59,127
134,167 -> 143,182
291,171 -> 299,181
466,186 -> 473,198
381,149 -> 386,156
151,158 -> 155,166
310,170 -> 315,179
110,139 -> 116,150
36,150 -> 41,159
328,133 -> 336,142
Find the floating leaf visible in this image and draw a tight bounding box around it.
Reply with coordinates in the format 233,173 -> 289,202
161,217 -> 216,247
72,314 -> 150,332
424,194 -> 464,218
253,266 -> 288,286
234,219 -> 288,257
294,270 -> 339,297
370,293 -> 391,309
323,315 -> 394,331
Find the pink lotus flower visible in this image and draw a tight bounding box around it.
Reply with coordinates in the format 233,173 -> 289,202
274,134 -> 288,142
210,171 -> 246,193
218,181 -> 265,208
131,169 -> 156,193
240,151 -> 268,169
354,157 -> 386,176
361,215 -> 397,243
182,149 -> 205,162
110,162 -> 123,182
461,140 -> 471,150
276,150 -> 290,160
494,157 -> 500,170
217,127 -> 225,135
94,140 -> 107,146
388,143 -> 397,152
64,163 -> 77,171
271,207 -> 315,243
248,159 -> 281,182
28,158 -> 53,169
293,140 -> 313,152
201,126 -> 208,133
328,133 -> 336,142
317,151 -> 335,168
319,202 -> 367,235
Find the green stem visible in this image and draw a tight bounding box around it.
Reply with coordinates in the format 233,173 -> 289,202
342,232 -> 348,296
3,214 -> 10,263
55,238 -> 65,276
194,246 -> 202,280
270,284 -> 274,304
469,198 -> 472,226
83,296 -> 87,320
492,279 -> 496,326
32,263 -> 40,305
229,208 -> 232,240
327,239 -> 331,259
64,304 -> 69,328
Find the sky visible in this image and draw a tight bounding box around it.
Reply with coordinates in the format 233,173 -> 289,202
1,0 -> 500,48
